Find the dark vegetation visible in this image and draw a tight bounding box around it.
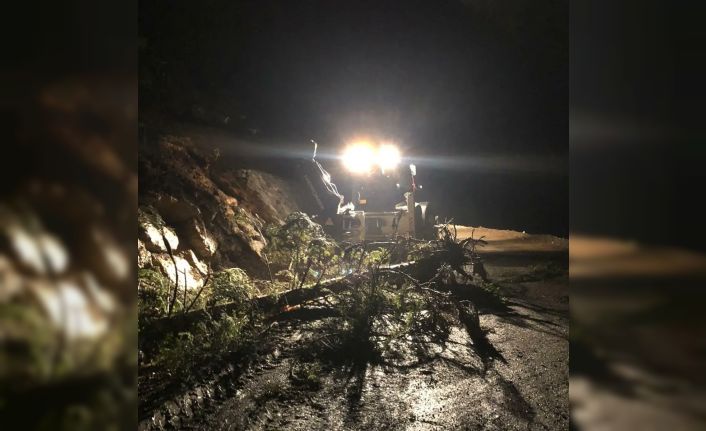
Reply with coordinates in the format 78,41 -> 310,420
137,215 -> 506,425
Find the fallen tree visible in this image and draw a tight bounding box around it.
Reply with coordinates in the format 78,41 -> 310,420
139,225 -> 488,355
140,252 -> 446,344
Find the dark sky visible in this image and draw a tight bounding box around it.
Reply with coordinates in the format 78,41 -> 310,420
140,0 -> 568,235
571,1 -> 706,250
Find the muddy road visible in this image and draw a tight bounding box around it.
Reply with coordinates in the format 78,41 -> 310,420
142,227 -> 568,430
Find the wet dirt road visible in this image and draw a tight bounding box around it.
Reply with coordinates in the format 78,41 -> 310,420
185,227 -> 569,431
141,228 -> 569,431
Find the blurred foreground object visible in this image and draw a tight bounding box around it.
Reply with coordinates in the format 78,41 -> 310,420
570,0 -> 706,429
1,0 -> 136,428
0,79 -> 137,429
570,237 -> 706,430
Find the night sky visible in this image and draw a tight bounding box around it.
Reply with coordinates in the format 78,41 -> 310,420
140,0 -> 568,236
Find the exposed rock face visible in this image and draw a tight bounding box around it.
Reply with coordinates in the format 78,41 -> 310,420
215,169 -> 299,226
152,251 -> 207,290
139,216 -> 179,253
138,134 -> 304,285
180,217 -> 218,259
153,194 -> 201,224
138,239 -> 151,268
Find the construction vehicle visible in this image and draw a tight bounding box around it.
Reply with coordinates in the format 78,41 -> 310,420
301,140 -> 436,241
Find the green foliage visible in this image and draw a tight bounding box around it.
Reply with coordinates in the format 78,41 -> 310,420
274,269 -> 294,283
479,280 -> 503,296
141,267 -> 259,377
154,332 -> 196,376
207,268 -> 254,306
209,312 -> 250,353
337,280 -> 385,340
340,246 -> 390,273
264,212 -> 339,288
139,265 -> 257,324
365,248 -> 390,266
154,312 -> 251,379
138,268 -> 171,322
404,240 -> 439,261
333,267 -> 454,358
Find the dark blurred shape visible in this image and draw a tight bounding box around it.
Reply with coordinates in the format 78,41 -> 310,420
570,237 -> 706,430
570,1 -> 706,429
0,1 -> 137,429
571,0 -> 706,252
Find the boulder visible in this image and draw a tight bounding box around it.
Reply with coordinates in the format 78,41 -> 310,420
215,169 -> 300,225
138,239 -> 151,269
152,251 -> 207,290
153,194 -> 200,224
183,249 -> 208,275
139,209 -> 179,253
179,217 -> 218,259
138,137 -> 294,279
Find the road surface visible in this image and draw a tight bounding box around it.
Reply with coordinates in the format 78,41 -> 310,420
141,226 -> 569,430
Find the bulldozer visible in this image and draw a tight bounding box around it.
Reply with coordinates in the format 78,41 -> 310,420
301,140 -> 437,241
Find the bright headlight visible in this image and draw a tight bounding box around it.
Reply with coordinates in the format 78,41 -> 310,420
342,142 -> 375,174
377,144 -> 400,171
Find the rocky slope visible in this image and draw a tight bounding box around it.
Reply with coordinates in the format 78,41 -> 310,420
138,132 -> 305,291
